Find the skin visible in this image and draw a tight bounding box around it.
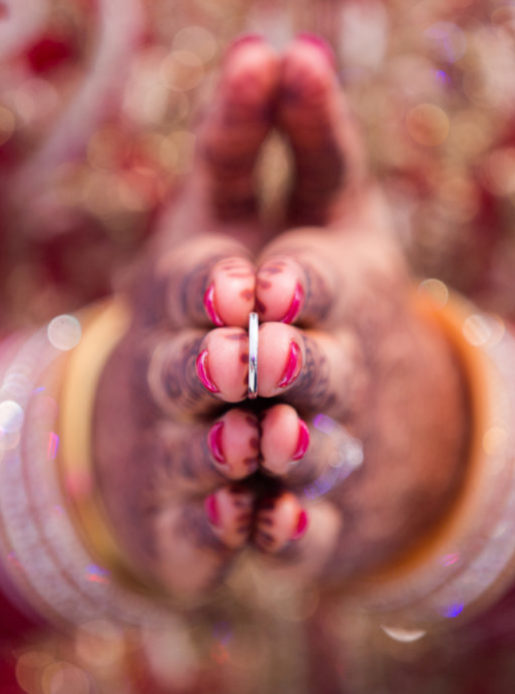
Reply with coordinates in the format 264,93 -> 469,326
93,37 -> 470,600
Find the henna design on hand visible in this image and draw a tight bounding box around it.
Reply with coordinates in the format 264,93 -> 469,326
287,334 -> 334,413
147,334 -> 217,418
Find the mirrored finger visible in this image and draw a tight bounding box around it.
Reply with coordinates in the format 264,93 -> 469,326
196,36 -> 280,220
134,235 -> 255,329
257,322 -> 367,420
152,486 -> 255,598
277,35 -> 365,225
148,326 -> 251,412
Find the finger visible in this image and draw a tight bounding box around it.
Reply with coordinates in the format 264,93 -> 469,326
257,323 -> 366,420
154,409 -> 261,499
260,404 -> 364,495
148,327 -> 251,416
196,36 -> 280,219
160,401 -> 360,490
260,404 -> 310,476
255,228 -> 408,328
137,235 -> 255,329
196,327 -> 250,404
253,497 -> 343,582
253,491 -> 308,554
277,35 -> 366,225
206,409 -> 261,479
153,488 -> 253,598
204,484 -> 255,549
255,236 -> 338,327
149,323 -> 365,416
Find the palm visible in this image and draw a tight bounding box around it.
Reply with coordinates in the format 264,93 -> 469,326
93,37 -> 468,600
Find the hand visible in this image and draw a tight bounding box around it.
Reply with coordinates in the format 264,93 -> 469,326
93,36 -> 469,599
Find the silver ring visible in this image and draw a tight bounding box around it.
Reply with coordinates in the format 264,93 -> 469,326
248,312 -> 258,399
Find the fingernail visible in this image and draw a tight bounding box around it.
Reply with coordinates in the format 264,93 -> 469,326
278,341 -> 301,388
203,283 -> 224,327
226,34 -> 265,56
208,421 -> 226,464
204,494 -> 220,526
292,509 -> 309,540
297,33 -> 337,68
292,420 -> 310,461
280,282 -> 304,324
196,350 -> 220,393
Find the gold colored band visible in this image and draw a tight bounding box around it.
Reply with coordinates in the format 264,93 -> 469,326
379,284 -> 489,575
351,281 -> 510,614
58,299 -> 163,598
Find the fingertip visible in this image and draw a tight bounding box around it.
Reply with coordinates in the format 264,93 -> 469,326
205,486 -> 254,549
295,33 -> 337,69
256,256 -> 305,324
202,328 -> 249,403
261,404 -> 307,475
257,323 -> 304,397
224,34 -> 267,61
253,492 -> 309,553
292,419 -> 310,461
211,257 -> 256,328
281,35 -> 338,95
196,349 -> 220,394
220,34 -> 279,102
277,340 -> 302,388
208,410 -> 261,479
203,284 -> 225,327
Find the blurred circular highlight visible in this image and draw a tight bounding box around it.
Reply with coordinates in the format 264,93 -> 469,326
406,103 -> 450,147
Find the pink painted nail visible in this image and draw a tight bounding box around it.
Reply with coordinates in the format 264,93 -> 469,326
204,494 -> 220,526
224,34 -> 265,64
208,421 -> 226,464
226,34 -> 265,55
297,33 -> 337,68
280,282 -> 304,324
196,350 -> 220,393
203,283 -> 224,327
292,420 -> 310,461
292,509 -> 309,540
278,341 -> 301,388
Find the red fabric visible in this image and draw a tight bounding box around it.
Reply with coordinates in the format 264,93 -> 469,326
0,656 -> 23,694
25,36 -> 76,73
0,590 -> 43,694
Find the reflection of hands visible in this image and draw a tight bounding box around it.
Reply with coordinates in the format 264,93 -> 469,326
93,36 -> 469,598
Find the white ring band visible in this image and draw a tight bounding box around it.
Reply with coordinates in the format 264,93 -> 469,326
248,312 -> 258,399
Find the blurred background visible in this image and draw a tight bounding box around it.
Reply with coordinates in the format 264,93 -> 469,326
1,0 -> 515,330
1,0 -> 515,691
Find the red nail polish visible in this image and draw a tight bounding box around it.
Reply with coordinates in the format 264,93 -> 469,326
208,421 -> 226,464
280,283 -> 304,324
205,494 -> 220,526
203,283 -> 224,327
196,350 -> 220,393
297,33 -> 337,68
226,34 -> 265,57
292,420 -> 310,461
292,509 -> 309,540
278,341 -> 301,388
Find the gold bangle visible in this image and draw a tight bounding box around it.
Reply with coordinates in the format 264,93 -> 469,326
382,283 -> 490,575
58,299 -> 165,599
350,279 -> 515,628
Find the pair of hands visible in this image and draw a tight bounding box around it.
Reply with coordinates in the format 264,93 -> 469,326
93,36 -> 468,598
